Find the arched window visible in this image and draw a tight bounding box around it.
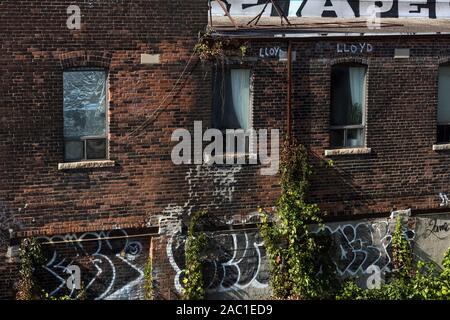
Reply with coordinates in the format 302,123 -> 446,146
63,69 -> 108,161
330,64 -> 367,148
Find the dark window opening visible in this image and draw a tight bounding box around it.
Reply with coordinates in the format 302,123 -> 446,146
330,65 -> 366,148
212,67 -> 252,154
437,66 -> 450,144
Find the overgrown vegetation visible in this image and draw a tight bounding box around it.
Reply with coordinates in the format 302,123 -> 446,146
15,237 -> 82,300
144,256 -> 154,300
258,138 -> 338,299
338,216 -> 450,300
391,216 -> 413,280
194,30 -> 248,61
259,138 -> 450,300
181,210 -> 208,300
16,238 -> 46,300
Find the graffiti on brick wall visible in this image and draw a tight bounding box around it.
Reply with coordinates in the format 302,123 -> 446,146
167,230 -> 269,294
212,0 -> 450,19
36,229 -> 147,300
0,203 -> 24,249
158,165 -> 243,231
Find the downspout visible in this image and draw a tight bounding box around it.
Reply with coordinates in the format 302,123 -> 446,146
287,40 -> 292,141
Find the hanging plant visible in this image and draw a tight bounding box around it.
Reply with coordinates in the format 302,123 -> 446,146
194,30 -> 248,61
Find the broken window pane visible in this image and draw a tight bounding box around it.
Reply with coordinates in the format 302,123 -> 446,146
63,70 -> 108,161
63,70 -> 107,138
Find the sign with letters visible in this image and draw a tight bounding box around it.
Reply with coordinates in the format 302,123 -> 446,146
212,0 -> 450,19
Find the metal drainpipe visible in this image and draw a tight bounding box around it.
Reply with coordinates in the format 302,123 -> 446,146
287,40 -> 293,140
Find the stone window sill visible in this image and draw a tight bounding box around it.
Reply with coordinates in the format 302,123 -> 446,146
324,147 -> 372,156
58,160 -> 115,170
433,144 -> 450,151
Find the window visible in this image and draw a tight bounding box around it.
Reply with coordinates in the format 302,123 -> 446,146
213,68 -> 251,130
213,67 -> 252,153
63,70 -> 108,162
330,65 -> 366,148
437,66 -> 450,143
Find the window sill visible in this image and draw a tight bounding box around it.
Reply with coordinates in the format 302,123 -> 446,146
433,144 -> 450,151
58,160 -> 115,170
324,147 -> 372,156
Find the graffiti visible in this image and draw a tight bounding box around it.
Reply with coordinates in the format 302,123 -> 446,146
316,221 -> 393,276
439,192 -> 449,207
259,47 -> 282,58
36,229 -> 148,300
424,219 -> 450,239
212,0 -> 450,19
167,231 -> 269,294
158,164 -> 243,231
163,165 -> 271,296
336,43 -> 373,54
0,203 -> 24,249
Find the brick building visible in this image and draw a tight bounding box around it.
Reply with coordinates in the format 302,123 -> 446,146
1,0 -> 450,300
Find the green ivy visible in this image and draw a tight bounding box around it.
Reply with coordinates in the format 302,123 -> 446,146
258,138 -> 338,299
337,223 -> 450,300
181,210 -> 208,300
391,215 -> 413,280
16,238 -> 45,300
144,256 -> 154,300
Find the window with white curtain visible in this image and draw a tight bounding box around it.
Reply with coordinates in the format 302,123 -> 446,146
63,70 -> 108,161
213,67 -> 252,153
330,65 -> 366,148
213,68 -> 251,129
437,66 -> 450,143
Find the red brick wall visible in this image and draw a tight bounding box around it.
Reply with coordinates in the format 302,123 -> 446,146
2,0 -> 450,300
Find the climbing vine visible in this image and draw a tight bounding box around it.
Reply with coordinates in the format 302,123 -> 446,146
337,218 -> 450,300
181,210 -> 208,300
258,138 -> 337,299
144,256 -> 154,300
391,215 -> 413,280
16,238 -> 45,300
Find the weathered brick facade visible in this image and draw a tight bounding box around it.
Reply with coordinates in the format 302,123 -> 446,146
2,0 -> 450,300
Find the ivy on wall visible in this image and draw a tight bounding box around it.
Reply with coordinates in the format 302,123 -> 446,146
258,138 -> 338,299
144,256 -> 154,300
16,238 -> 45,300
181,210 -> 208,300
337,219 -> 450,300
258,138 -> 450,300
